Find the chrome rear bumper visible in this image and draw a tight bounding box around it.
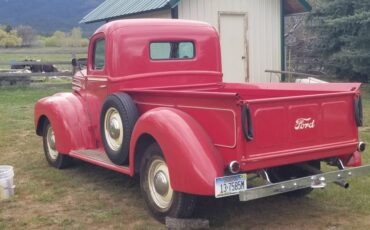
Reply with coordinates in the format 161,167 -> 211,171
239,165 -> 370,201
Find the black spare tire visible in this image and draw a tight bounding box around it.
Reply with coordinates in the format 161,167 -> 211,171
100,93 -> 138,165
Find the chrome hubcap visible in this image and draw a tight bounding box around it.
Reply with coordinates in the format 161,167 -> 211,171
49,133 -> 56,150
154,171 -> 169,196
148,159 -> 173,210
109,118 -> 120,139
46,125 -> 58,160
104,108 -> 124,151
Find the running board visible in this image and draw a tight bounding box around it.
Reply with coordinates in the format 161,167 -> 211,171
239,165 -> 370,201
70,150 -> 131,174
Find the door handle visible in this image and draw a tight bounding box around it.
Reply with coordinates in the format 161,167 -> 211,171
242,56 -> 246,60
99,85 -> 107,89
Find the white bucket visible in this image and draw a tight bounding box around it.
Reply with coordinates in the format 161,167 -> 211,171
0,165 -> 15,200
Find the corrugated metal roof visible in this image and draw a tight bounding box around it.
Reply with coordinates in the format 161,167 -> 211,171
80,0 -> 180,24
81,0 -> 311,24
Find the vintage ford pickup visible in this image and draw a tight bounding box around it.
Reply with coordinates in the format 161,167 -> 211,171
34,19 -> 368,221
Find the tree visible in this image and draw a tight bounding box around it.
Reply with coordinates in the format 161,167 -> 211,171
0,29 -> 7,41
0,28 -> 22,48
0,36 -> 21,48
308,0 -> 370,82
70,27 -> 82,46
44,31 -> 66,47
67,27 -> 89,47
5,25 -> 12,33
16,25 -> 37,47
44,28 -> 88,47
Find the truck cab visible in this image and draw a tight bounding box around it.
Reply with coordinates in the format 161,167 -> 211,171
35,19 -> 368,222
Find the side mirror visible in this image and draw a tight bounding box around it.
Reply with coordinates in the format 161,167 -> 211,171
71,58 -> 87,74
78,58 -> 87,67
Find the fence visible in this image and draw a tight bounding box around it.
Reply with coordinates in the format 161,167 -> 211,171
1,63 -> 325,86
0,60 -> 76,86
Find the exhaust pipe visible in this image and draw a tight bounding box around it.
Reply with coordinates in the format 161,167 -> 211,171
335,180 -> 349,189
358,142 -> 366,152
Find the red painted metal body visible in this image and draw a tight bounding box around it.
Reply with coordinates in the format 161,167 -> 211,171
34,19 -> 363,196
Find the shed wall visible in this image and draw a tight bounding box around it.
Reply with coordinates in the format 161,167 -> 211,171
120,9 -> 171,19
178,0 -> 282,82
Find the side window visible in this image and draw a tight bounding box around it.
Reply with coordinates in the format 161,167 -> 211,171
93,39 -> 105,70
150,42 -> 195,60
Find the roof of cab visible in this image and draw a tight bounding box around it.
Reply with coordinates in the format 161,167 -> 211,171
94,18 -> 214,36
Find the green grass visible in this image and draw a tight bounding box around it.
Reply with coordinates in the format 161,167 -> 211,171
0,85 -> 369,229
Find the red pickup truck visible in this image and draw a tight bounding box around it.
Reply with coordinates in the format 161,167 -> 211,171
34,19 -> 368,222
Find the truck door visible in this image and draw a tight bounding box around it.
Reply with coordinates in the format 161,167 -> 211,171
85,34 -> 108,146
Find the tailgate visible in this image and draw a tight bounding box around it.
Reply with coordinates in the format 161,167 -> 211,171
242,91 -> 360,168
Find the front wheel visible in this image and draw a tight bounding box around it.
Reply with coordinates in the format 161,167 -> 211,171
140,143 -> 196,222
42,120 -> 72,169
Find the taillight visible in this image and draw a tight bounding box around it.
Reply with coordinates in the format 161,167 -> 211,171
358,142 -> 366,152
241,104 -> 254,141
228,161 -> 241,174
354,96 -> 363,127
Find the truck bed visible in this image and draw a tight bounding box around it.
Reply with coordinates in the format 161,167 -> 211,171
126,82 -> 361,171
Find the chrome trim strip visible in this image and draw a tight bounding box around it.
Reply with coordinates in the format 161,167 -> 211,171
72,82 -> 82,88
88,77 -> 108,82
239,165 -> 370,201
135,101 -> 175,108
73,76 -> 85,81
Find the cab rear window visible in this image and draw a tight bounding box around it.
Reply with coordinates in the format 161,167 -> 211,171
150,42 -> 195,60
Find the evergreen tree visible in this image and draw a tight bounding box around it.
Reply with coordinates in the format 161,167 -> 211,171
308,0 -> 370,82
5,25 -> 12,33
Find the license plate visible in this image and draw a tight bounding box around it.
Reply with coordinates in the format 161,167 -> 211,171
215,174 -> 247,198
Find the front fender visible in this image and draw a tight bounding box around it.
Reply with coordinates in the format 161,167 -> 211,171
34,92 -> 95,154
130,107 -> 224,196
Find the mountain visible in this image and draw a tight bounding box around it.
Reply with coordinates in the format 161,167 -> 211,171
0,0 -> 104,35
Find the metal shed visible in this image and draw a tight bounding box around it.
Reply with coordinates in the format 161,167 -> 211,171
81,0 -> 311,83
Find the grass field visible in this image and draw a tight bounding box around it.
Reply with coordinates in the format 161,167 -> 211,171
0,85 -> 369,230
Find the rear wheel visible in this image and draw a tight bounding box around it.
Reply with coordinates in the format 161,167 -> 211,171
140,143 -> 196,222
42,120 -> 72,169
268,161 -> 320,197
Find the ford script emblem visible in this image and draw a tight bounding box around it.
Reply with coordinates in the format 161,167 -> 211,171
295,118 -> 315,130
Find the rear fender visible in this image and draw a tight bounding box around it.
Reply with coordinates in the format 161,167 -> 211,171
130,107 -> 224,196
34,92 -> 95,154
